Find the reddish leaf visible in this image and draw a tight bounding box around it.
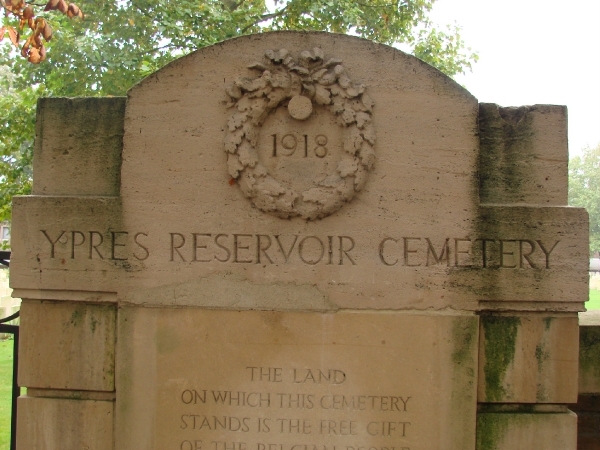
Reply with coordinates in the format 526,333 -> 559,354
22,5 -> 33,19
42,22 -> 52,40
44,0 -> 59,11
34,17 -> 45,33
6,26 -> 18,46
10,0 -> 24,10
28,46 -> 41,64
67,3 -> 79,16
4,0 -> 85,64
228,178 -> 236,186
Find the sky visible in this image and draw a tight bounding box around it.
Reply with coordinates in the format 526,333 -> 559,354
428,0 -> 600,157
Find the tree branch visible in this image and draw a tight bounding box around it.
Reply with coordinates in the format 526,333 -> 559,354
241,4 -> 290,33
222,0 -> 245,12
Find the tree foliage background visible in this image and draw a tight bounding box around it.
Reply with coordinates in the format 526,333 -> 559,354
1,0 -> 478,222
569,144 -> 600,256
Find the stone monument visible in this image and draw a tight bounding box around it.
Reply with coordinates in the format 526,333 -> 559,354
10,32 -> 588,450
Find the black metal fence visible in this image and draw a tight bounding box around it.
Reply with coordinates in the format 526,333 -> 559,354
0,251 -> 17,450
0,313 -> 18,450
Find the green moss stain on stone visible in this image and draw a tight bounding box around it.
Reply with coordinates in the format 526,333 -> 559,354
476,413 -> 510,450
543,317 -> 553,331
580,327 -> 600,380
482,316 -> 520,401
104,305 -> 117,384
69,306 -> 85,327
515,404 -> 537,413
479,104 -> 536,203
116,307 -> 135,418
534,340 -> 550,402
452,316 -> 478,367
450,316 -> 479,449
477,413 -> 541,450
89,312 -> 100,333
535,342 -> 549,368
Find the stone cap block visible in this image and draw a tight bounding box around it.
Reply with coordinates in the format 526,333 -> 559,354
33,97 -> 126,196
479,103 -> 568,205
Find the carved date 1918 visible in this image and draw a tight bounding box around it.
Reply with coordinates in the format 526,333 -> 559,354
271,134 -> 328,158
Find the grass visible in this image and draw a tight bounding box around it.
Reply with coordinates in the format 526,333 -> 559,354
0,339 -> 14,450
587,289 -> 600,310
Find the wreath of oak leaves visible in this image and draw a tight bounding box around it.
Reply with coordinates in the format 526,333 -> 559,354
224,48 -> 376,220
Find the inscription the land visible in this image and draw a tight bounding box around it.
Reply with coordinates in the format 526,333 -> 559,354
178,366 -> 412,450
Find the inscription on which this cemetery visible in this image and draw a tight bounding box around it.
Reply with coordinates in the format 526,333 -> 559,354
178,366 -> 412,450
40,230 -> 560,269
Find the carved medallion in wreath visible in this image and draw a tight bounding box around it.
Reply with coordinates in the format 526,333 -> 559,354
224,48 -> 375,220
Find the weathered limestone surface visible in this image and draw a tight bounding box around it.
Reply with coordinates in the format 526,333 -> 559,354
17,396 -> 113,450
477,314 -> 579,403
116,308 -> 478,450
18,300 -> 116,391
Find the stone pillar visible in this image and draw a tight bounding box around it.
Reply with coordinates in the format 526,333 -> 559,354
14,97 -> 125,450
475,104 -> 583,450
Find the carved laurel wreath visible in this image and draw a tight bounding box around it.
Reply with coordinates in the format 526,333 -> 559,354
224,48 -> 376,220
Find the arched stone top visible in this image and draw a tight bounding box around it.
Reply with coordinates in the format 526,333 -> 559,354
128,31 -> 475,101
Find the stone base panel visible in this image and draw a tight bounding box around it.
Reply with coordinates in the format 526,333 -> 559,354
17,396 -> 114,450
